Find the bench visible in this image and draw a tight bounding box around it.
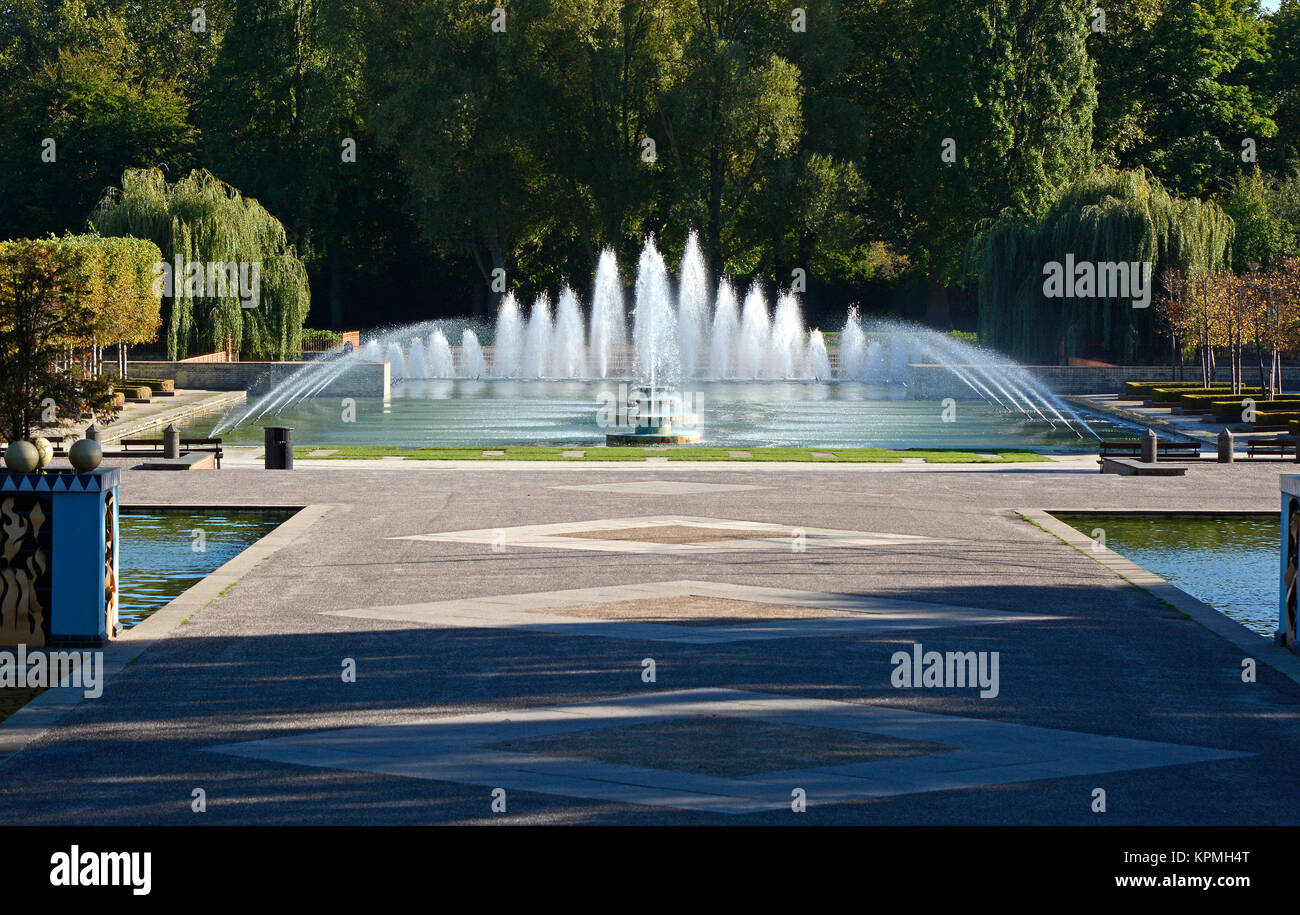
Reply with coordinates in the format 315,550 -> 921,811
1246,436 -> 1297,460
109,437 -> 224,468
1098,439 -> 1203,470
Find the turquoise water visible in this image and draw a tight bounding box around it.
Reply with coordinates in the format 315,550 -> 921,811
1054,513 -> 1278,637
180,380 -> 1140,451
119,509 -> 293,627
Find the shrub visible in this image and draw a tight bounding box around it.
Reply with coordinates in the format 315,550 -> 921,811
0,239 -> 141,440
1176,389 -> 1263,411
134,386 -> 151,399
302,329 -> 343,347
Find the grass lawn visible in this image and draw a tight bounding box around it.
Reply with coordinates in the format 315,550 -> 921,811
291,445 -> 1051,463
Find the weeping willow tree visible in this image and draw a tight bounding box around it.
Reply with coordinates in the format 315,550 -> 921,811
967,170 -> 1234,363
88,169 -> 309,360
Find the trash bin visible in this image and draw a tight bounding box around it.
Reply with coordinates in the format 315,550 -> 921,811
264,426 -> 294,470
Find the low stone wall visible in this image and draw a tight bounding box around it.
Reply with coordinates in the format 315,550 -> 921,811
127,361 -> 390,398
906,363 -> 1300,399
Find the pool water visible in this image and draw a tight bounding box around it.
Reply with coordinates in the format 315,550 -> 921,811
182,380 -> 1140,452
119,509 -> 294,627
1054,513 -> 1278,637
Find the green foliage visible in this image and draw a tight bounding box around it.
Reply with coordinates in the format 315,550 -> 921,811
906,0 -> 1097,282
1116,0 -> 1275,196
968,169 -> 1234,362
90,168 -> 310,360
2,0 -> 1300,363
1271,0 -> 1300,164
56,235 -> 164,346
0,6 -> 197,240
1225,169 -> 1294,269
301,328 -> 343,347
0,238 -> 134,440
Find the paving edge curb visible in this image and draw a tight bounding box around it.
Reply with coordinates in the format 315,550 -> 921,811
1019,507 -> 1300,686
0,502 -> 334,761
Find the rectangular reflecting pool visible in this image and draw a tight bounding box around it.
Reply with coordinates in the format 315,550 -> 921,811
181,380 -> 1141,452
119,508 -> 295,628
1054,512 -> 1278,638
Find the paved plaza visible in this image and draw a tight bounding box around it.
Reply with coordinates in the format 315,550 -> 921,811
1,457 -> 1298,824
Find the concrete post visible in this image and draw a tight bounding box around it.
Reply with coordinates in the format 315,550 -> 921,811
84,423 -> 98,442
1217,429 -> 1235,463
1141,427 -> 1159,463
163,423 -> 181,459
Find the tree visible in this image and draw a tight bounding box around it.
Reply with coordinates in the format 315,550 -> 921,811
0,15 -> 197,241
363,0 -> 569,307
1089,0 -> 1167,169
90,168 -> 310,360
1225,168 -> 1297,269
0,237 -> 158,441
968,169 -> 1234,363
1130,0 -> 1275,196
1154,267 -> 1190,378
907,0 -> 1097,325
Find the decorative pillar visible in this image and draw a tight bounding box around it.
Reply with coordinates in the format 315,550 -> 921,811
0,467 -> 120,647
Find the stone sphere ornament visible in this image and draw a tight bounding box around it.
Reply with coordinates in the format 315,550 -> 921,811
31,437 -> 54,468
68,438 -> 103,473
4,440 -> 39,473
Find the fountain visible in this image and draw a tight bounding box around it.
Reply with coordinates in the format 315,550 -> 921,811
809,330 -> 832,381
427,330 -> 454,378
553,286 -> 588,379
736,283 -> 771,380
405,336 -> 428,380
522,294 -> 553,379
677,231 -> 709,379
611,236 -> 700,444
708,279 -> 739,379
494,293 -> 524,378
211,232 -> 1097,445
590,248 -> 626,379
460,329 -> 487,378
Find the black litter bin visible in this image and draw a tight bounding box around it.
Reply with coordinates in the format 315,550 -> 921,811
264,425 -> 294,470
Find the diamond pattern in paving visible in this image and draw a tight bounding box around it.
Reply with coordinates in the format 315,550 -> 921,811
392,514 -> 954,554
209,689 -> 1250,815
323,579 -> 1064,644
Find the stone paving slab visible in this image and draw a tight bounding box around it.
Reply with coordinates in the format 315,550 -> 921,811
0,460 -> 1295,825
210,688 -> 1249,815
322,579 -> 1063,644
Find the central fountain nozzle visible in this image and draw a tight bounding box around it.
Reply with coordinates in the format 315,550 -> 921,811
606,384 -> 701,446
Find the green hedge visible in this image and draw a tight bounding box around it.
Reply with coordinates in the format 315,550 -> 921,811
1210,399 -> 1300,421
0,235 -> 162,347
1147,386 -> 1235,405
1252,411 -> 1300,427
1177,389 -> 1264,411
1124,380 -> 1229,398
